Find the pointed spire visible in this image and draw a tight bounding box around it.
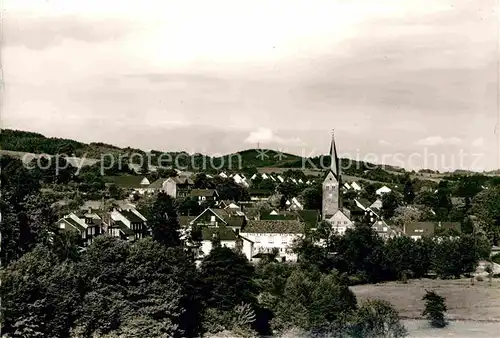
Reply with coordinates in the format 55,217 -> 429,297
329,129 -> 339,177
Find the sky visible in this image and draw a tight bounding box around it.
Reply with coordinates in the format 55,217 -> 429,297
2,0 -> 500,171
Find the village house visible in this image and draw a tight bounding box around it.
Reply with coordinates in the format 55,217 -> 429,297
249,188 -> 274,201
371,219 -> 402,240
196,226 -> 254,262
188,207 -> 246,234
106,176 -> 153,195
376,185 -> 392,196
161,175 -> 195,198
189,189 -> 219,205
404,221 -> 461,240
56,202 -> 149,245
239,220 -> 305,262
107,206 -> 148,241
56,211 -> 103,246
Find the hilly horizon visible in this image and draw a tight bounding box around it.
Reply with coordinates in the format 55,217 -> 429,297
3,128 -> 498,177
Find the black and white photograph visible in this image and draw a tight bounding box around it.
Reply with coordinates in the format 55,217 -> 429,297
1,0 -> 500,337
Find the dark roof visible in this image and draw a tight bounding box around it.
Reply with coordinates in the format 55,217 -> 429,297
357,198 -> 372,208
261,211 -> 296,221
114,220 -> 134,236
60,217 -> 86,232
405,221 -> 461,237
405,222 -> 435,236
106,175 -> 149,189
148,178 -> 167,189
242,220 -> 305,234
170,176 -> 194,185
211,208 -> 246,227
120,210 -> 144,223
201,226 -> 237,241
372,219 -> 399,233
189,189 -> 218,197
249,189 -> 274,196
435,221 -> 461,233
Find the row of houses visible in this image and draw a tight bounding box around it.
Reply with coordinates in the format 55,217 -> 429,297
56,201 -> 148,245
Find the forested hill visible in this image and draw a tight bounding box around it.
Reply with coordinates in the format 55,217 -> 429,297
0,129 -> 383,172
2,129 -> 496,177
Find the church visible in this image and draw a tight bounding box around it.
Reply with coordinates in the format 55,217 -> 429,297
322,131 -> 354,235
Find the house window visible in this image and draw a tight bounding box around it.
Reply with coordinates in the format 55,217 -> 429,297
210,216 -> 216,222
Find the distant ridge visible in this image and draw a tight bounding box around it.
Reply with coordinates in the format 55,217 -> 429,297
1,128 -> 497,175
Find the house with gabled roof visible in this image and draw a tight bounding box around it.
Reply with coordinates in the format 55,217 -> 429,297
351,181 -> 362,191
376,186 -> 392,196
159,175 -> 194,198
286,197 -> 304,211
189,189 -> 219,205
372,219 -> 402,240
56,211 -> 104,246
188,207 -> 246,233
107,206 -> 148,241
249,188 -> 274,201
404,221 -> 461,240
196,226 -> 254,262
240,220 -> 305,262
106,175 -> 153,194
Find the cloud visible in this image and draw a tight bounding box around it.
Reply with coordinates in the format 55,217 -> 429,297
378,140 -> 392,146
415,136 -> 462,146
244,128 -> 306,147
4,15 -> 135,50
472,137 -> 485,147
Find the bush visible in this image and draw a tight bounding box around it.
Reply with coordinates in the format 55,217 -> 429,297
422,290 -> 447,328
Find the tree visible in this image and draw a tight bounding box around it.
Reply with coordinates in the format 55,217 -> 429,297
403,175 -> 415,204
199,247 -> 258,312
76,237 -> 199,338
422,290 -> 447,328
336,226 -> 389,283
1,246 -> 82,338
300,184 -> 322,210
381,192 -> 402,219
146,192 -> 182,247
176,196 -> 203,216
272,270 -> 357,334
349,299 -> 407,338
392,206 -> 422,230
471,186 -> 500,244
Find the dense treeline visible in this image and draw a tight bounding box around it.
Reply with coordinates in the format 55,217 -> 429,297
298,222 -> 491,282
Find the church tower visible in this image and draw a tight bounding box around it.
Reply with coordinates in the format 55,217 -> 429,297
322,130 -> 341,220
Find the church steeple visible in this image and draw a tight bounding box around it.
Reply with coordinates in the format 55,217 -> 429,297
329,129 -> 339,179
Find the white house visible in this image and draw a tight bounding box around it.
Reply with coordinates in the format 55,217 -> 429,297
277,175 -> 284,183
219,172 -> 228,178
197,226 -> 254,261
240,220 -> 305,262
376,186 -> 392,196
262,173 -> 269,179
370,199 -> 383,209
351,181 -> 362,191
325,210 -> 355,236
287,197 -> 303,211
344,182 -> 351,190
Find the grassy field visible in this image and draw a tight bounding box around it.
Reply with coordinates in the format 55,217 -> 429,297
351,278 -> 500,322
